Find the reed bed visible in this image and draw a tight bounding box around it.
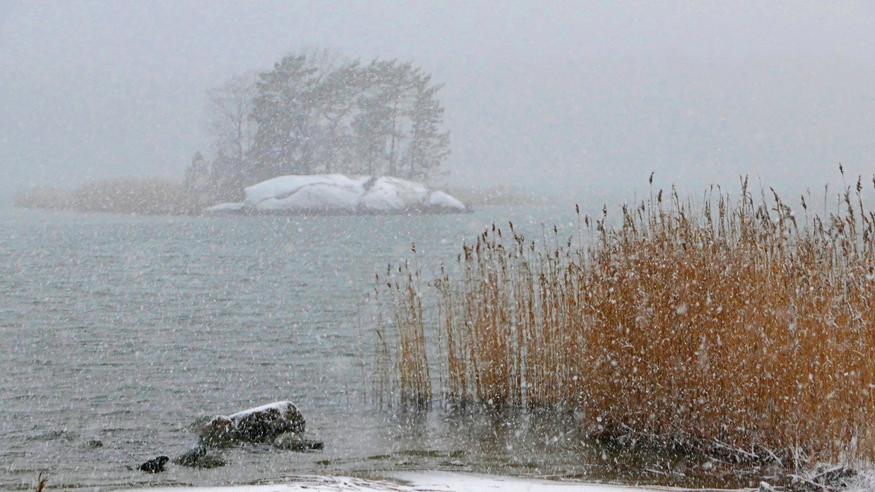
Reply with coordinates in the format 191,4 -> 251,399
378,176 -> 875,464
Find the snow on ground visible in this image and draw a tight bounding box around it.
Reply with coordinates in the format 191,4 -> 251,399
390,471 -> 662,491
119,471 -> 674,492
204,174 -> 467,214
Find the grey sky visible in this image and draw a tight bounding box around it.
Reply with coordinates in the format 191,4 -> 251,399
2,1 -> 874,203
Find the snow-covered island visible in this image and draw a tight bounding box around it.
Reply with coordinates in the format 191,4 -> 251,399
205,174 -> 468,215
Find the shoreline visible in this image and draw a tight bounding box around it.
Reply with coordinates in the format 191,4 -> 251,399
118,471 -> 676,492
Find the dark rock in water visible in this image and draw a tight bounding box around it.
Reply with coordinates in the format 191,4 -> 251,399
199,401 -> 306,447
174,444 -> 206,464
303,439 -> 323,451
173,445 -> 226,469
199,415 -> 236,447
272,431 -> 303,450
85,439 -> 103,449
138,456 -> 168,473
272,431 -> 323,451
191,454 -> 226,469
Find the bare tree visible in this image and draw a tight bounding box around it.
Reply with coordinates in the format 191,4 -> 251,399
207,73 -> 258,165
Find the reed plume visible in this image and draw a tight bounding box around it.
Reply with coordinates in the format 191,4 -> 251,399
380,176 -> 875,463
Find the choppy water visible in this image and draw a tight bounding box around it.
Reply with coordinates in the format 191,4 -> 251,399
2,206 -> 771,491
1,206 -> 622,490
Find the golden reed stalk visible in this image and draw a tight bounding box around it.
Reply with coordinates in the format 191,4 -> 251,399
381,176 -> 875,463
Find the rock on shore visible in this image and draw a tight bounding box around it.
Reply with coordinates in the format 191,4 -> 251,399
204,174 -> 467,215
198,401 -> 307,447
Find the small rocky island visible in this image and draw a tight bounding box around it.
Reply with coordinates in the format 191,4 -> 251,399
205,174 -> 468,215
15,52 -> 468,218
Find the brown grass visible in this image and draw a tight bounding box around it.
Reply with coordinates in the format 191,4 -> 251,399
14,177 -> 212,215
380,176 -> 875,465
71,178 -> 204,215
14,187 -> 75,210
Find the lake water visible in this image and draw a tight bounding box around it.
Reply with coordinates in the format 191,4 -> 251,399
3,205 -> 770,491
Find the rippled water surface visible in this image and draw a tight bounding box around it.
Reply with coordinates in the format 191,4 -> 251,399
5,206 -> 653,491
3,206 -> 772,491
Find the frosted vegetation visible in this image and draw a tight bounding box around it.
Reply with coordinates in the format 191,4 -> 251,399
376,176 -> 875,481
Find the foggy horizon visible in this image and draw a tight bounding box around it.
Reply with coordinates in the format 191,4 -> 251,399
2,1 -> 874,205
4,3 -> 875,490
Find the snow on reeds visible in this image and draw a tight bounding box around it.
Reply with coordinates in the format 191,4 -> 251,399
378,176 -> 875,464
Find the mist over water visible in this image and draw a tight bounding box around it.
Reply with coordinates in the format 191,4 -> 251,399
2,1 -> 874,204
2,2 -> 875,491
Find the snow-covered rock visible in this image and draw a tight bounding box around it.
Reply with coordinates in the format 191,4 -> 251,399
246,174 -> 366,212
359,176 -> 429,211
204,174 -> 468,214
199,401 -> 306,447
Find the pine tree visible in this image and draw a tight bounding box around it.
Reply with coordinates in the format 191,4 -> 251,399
248,54 -> 321,179
206,50 -> 451,190
404,73 -> 450,181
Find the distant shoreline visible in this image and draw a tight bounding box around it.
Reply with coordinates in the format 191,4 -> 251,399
14,176 -> 551,217
13,178 -> 206,216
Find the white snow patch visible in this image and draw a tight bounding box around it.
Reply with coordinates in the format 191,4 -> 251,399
118,471 -> 664,492
203,202 -> 246,213
390,471 -> 656,491
225,401 -> 298,420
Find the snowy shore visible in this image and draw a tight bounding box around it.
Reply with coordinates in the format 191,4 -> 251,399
120,471 -> 665,492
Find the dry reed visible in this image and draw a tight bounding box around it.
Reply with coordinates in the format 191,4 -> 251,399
34,472 -> 48,492
380,175 -> 875,465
